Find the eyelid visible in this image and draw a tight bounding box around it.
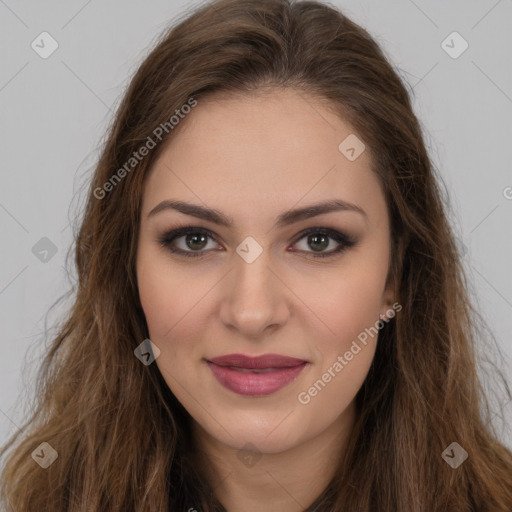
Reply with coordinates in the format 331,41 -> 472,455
158,224 -> 357,259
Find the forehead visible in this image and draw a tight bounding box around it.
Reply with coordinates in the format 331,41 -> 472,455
141,88 -> 386,229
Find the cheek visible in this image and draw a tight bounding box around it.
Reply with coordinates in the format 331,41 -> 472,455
295,267 -> 384,418
136,251 -> 214,366
137,244 -> 196,334
296,259 -> 387,353
137,265 -> 177,337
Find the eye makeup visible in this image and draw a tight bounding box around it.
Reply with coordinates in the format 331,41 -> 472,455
157,224 -> 358,260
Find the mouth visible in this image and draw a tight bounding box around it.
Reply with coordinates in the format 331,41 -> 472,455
205,353 -> 309,396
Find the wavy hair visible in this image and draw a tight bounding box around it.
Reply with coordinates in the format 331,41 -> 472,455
1,0 -> 511,510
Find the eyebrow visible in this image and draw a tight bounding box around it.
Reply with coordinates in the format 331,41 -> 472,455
147,198 -> 367,227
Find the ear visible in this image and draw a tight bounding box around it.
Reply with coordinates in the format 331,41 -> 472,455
379,235 -> 406,320
379,274 -> 396,321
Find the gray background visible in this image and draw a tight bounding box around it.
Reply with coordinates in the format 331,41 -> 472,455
1,0 -> 511,455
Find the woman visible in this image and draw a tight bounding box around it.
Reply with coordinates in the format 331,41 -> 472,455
1,0 -> 511,510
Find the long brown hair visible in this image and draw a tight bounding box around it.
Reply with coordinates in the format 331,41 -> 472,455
1,0 -> 511,510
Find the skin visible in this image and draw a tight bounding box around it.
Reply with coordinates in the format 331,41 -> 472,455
136,88 -> 396,512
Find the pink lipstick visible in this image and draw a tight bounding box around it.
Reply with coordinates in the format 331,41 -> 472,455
206,353 -> 308,396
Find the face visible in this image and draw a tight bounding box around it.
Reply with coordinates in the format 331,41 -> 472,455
136,88 -> 395,455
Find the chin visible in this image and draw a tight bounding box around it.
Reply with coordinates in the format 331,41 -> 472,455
213,417 -> 306,454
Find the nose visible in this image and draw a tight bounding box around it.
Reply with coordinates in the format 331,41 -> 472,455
219,247 -> 291,339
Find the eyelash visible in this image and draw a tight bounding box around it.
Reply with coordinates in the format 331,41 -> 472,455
157,225 -> 357,259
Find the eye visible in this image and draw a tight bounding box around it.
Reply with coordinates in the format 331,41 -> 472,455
158,226 -> 357,259
158,227 -> 221,258
290,227 -> 357,258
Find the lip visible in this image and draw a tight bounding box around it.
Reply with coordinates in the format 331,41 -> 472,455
205,353 -> 308,396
